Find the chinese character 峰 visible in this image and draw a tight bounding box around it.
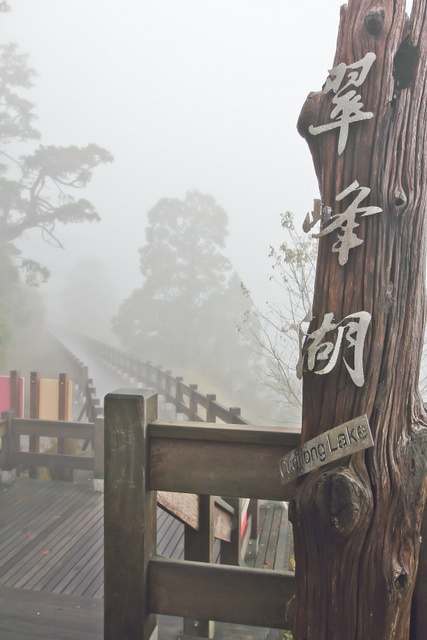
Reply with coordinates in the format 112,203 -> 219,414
312,181 -> 382,265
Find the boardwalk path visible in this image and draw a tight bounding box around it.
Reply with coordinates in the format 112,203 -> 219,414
1,333 -> 293,637
0,478 -> 292,639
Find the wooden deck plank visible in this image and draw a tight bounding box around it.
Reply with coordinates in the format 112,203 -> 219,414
41,521 -> 103,594
245,501 -> 268,568
0,500 -> 93,584
254,502 -> 276,569
264,504 -> 284,570
0,587 -> 103,640
1,489 -> 99,588
274,504 -> 293,571
0,478 -> 293,639
32,502 -> 104,592
62,542 -> 104,596
89,569 -> 105,599
0,482 -> 79,556
160,520 -> 184,558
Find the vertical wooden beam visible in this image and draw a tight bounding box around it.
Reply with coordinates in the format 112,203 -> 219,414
0,410 -> 13,475
58,373 -> 68,421
29,372 -> 40,478
189,384 -> 198,420
9,371 -> 21,457
184,494 -> 215,638
220,497 -> 242,567
206,394 -> 216,423
229,407 -> 241,423
57,373 -> 69,481
165,370 -> 172,402
156,366 -> 162,393
9,370 -> 21,415
248,499 -> 260,552
175,376 -> 183,417
104,389 -> 158,640
93,415 -> 104,490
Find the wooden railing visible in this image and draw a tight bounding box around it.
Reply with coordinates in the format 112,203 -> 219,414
104,389 -> 299,639
49,335 -> 262,568
72,334 -> 251,424
0,363 -> 261,575
0,410 -> 104,479
48,336 -> 104,424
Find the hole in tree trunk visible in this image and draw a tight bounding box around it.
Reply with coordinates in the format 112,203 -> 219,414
394,38 -> 418,91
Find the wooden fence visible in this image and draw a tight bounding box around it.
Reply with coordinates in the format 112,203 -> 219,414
72,334 -> 250,425
104,389 -> 299,639
0,410 -> 103,478
0,364 -> 262,585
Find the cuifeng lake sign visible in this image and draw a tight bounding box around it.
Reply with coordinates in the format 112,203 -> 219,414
279,415 -> 374,484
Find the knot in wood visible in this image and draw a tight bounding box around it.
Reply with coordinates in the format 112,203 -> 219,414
364,6 -> 385,36
394,189 -> 407,208
315,469 -> 365,535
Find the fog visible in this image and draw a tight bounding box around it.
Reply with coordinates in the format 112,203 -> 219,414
1,0 -> 379,421
2,0 -> 345,310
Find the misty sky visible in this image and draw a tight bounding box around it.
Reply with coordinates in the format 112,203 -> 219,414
3,0 -> 409,320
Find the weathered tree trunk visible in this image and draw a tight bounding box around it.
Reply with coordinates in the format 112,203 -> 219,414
291,1 -> 427,638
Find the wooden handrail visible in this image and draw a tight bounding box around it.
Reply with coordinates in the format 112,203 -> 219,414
149,419 -> 299,502
13,418 -> 95,439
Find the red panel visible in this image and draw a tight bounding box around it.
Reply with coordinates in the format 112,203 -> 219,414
240,511 -> 247,539
0,377 -> 10,414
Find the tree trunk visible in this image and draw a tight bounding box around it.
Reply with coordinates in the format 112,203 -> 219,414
290,1 -> 427,638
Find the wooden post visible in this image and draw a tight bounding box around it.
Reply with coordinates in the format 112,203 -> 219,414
248,499 -> 260,554
104,389 -> 158,640
0,410 -> 13,477
189,384 -> 198,420
29,372 -> 40,478
9,371 -> 20,456
291,1 -> 427,638
9,370 -> 21,415
93,415 -> 104,491
175,376 -> 183,417
57,373 -> 69,481
165,370 -> 172,402
206,394 -> 216,423
156,366 -> 162,393
184,494 -> 215,638
220,497 -> 242,567
229,407 -> 241,424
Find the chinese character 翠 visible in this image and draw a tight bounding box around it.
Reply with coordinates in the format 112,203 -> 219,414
296,311 -> 371,387
309,52 -> 376,155
312,181 -> 382,265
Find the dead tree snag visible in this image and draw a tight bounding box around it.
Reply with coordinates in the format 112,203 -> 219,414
290,1 -> 427,638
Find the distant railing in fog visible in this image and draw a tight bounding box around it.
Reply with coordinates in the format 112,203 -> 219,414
54,332 -> 252,425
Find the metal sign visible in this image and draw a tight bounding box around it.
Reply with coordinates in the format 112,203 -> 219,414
279,415 -> 374,484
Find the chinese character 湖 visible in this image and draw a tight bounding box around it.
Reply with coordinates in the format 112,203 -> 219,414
297,311 -> 371,387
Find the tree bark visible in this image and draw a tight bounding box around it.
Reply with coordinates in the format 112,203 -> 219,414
291,1 -> 427,638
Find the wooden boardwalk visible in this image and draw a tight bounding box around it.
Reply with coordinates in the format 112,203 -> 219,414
0,478 -> 293,639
